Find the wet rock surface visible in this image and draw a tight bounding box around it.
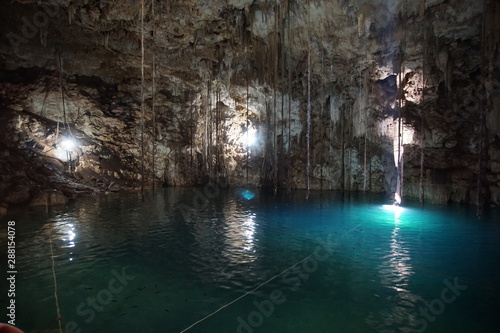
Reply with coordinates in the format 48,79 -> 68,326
0,0 -> 499,212
29,189 -> 69,207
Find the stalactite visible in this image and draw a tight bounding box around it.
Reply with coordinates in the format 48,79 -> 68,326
263,100 -> 273,184
190,97 -> 193,174
340,103 -> 345,193
286,0 -> 293,194
400,119 -> 405,199
401,7 -> 408,203
55,112 -> 60,142
152,0 -> 156,193
396,69 -> 403,204
420,28 -> 427,206
329,65 -> 334,190
363,136 -> 367,192
216,87 -> 226,183
272,2 -> 277,194
419,0 -> 426,17
278,1 -> 285,192
306,42 -> 311,199
272,0 -> 281,194
395,3 -> 407,205
280,42 -> 285,192
207,79 -> 213,181
57,51 -> 68,133
246,57 -> 250,183
306,1 -> 311,200
348,139 -> 352,192
68,4 -> 75,25
218,89 -> 222,182
151,62 -> 156,191
362,69 -> 368,192
215,87 -> 219,183
273,92 -> 278,194
368,139 -> 372,191
140,0 -> 145,201
320,48 -> 325,191
347,103 -> 352,192
476,0 -> 488,218
204,79 -> 209,179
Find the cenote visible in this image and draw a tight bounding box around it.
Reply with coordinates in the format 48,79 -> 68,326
1,188 -> 499,333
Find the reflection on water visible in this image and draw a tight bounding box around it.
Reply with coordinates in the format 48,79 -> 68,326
385,206 -> 414,291
1,189 -> 499,333
366,205 -> 424,332
241,214 -> 256,251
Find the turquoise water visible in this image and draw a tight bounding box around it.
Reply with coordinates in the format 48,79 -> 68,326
1,188 -> 500,333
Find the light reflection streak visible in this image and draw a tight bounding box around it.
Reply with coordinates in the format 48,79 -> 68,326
384,207 -> 413,289
64,226 -> 76,249
221,207 -> 258,264
241,214 -> 256,252
50,220 -> 78,261
368,206 -> 424,330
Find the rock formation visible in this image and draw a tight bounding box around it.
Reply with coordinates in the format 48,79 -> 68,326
0,0 -> 499,214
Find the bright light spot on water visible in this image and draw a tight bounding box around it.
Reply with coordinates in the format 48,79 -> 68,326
382,204 -> 404,213
382,203 -> 404,221
242,215 -> 256,251
61,224 -> 76,248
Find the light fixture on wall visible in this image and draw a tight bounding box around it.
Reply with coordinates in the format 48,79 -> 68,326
54,137 -> 77,164
242,127 -> 257,148
61,138 -> 75,151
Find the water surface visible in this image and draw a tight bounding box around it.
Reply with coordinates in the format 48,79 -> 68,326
1,188 -> 499,333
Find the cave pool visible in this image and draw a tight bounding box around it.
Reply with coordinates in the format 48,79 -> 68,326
1,188 -> 499,333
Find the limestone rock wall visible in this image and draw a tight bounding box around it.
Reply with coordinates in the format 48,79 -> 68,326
0,0 -> 499,213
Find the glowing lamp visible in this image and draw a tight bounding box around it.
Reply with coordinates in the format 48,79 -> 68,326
243,128 -> 257,147
61,138 -> 75,151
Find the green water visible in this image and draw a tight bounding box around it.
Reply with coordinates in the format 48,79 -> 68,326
1,188 -> 499,333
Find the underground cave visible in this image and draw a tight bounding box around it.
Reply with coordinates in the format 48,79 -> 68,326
0,0 -> 499,332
